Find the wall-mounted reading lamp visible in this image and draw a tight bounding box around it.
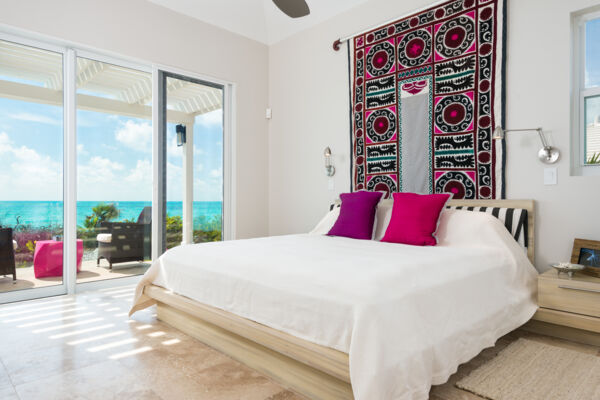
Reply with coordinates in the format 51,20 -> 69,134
176,124 -> 186,147
492,126 -> 560,164
324,147 -> 335,177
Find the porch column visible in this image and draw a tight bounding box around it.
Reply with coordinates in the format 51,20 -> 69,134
182,123 -> 194,245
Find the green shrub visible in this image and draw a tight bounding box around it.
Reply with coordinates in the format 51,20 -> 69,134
587,152 -> 600,164
78,203 -> 121,250
12,225 -> 62,267
166,214 -> 183,249
83,203 -> 120,229
193,215 -> 222,243
193,229 -> 222,243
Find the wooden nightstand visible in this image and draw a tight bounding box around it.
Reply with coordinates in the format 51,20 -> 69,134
524,269 -> 600,346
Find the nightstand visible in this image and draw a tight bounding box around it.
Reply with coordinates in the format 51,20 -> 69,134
525,269 -> 600,346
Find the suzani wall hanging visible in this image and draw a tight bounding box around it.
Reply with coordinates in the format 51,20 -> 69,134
349,0 -> 506,199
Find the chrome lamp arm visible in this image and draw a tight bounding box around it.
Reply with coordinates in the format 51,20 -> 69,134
493,126 -> 559,164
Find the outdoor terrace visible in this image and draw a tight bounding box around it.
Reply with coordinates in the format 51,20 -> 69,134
0,260 -> 150,293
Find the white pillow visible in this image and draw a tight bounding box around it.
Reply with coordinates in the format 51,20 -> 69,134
373,201 -> 393,241
436,208 -> 506,247
96,233 -> 113,243
309,207 -> 340,235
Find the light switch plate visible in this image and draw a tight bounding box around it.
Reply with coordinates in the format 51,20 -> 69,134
328,178 -> 334,190
544,167 -> 557,185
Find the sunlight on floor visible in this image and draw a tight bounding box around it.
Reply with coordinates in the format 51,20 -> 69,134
49,323 -> 116,339
87,338 -> 139,352
0,286 -> 301,400
109,346 -> 153,360
0,287 -> 180,364
67,330 -> 126,346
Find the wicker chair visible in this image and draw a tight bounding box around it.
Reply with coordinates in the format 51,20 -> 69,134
96,207 -> 151,269
96,222 -> 145,269
0,228 -> 16,282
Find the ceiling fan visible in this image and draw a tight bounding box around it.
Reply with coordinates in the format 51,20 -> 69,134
272,0 -> 310,18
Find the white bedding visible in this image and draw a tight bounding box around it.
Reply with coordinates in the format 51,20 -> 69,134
130,210 -> 538,399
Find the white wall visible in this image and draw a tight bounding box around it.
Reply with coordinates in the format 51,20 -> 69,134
268,0 -> 600,271
0,0 -> 270,239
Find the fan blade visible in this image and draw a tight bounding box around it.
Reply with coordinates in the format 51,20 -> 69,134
272,0 -> 310,18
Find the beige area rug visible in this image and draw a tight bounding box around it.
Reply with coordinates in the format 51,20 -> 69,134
456,338 -> 600,400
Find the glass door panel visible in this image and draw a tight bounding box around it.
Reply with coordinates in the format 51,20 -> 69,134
166,120 -> 183,249
192,107 -> 223,243
0,39 -> 64,296
76,57 -> 152,284
163,74 -> 224,253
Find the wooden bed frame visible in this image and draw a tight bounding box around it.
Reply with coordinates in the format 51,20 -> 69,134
144,199 -> 535,400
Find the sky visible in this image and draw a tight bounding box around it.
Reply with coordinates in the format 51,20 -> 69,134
0,97 -> 223,202
585,17 -> 600,126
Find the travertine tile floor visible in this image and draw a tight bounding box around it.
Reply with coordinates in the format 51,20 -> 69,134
0,288 -> 598,400
0,286 -> 301,400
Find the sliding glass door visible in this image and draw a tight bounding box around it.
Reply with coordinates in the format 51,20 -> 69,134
0,39 -> 66,300
0,33 -> 231,303
75,57 -> 153,284
162,73 -> 224,254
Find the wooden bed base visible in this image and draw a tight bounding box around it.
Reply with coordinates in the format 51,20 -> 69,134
146,199 -> 535,400
146,285 -> 353,399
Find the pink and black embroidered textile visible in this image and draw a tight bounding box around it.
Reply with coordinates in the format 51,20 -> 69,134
350,0 -> 505,199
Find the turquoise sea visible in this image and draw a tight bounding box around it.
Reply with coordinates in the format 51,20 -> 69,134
0,201 -> 222,230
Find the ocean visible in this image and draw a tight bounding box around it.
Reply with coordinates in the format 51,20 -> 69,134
0,201 -> 222,230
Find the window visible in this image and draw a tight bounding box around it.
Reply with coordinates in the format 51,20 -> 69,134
572,10 -> 600,174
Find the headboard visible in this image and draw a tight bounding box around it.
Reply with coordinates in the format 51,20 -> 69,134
331,198 -> 535,264
448,199 -> 535,264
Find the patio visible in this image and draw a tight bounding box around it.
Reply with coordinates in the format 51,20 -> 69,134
0,260 -> 150,293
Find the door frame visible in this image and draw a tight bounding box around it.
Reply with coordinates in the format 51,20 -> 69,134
153,68 -> 235,259
0,31 -> 69,304
0,28 -> 236,302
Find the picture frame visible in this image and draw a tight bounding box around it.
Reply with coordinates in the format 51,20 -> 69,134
571,238 -> 600,278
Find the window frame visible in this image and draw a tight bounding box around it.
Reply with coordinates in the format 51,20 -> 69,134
572,9 -> 600,175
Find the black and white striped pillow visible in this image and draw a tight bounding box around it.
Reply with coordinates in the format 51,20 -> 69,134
446,206 -> 528,248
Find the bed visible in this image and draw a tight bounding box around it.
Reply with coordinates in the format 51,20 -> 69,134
130,199 -> 538,400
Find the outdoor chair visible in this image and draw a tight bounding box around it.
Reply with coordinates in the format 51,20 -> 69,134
96,207 -> 151,268
0,228 -> 16,282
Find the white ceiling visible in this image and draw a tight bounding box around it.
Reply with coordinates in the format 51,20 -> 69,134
146,0 -> 369,45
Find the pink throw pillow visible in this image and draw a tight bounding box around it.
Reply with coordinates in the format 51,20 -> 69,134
381,192 -> 451,246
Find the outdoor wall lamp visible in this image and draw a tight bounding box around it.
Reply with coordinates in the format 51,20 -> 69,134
176,124 -> 186,146
493,126 -> 560,164
324,147 -> 335,177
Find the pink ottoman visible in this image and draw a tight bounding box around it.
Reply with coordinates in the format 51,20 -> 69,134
33,240 -> 83,278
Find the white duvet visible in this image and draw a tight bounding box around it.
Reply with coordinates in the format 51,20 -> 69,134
130,210 -> 538,399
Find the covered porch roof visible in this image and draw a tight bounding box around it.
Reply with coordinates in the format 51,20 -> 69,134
0,39 -> 222,123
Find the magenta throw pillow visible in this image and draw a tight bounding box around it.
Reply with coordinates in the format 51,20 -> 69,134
381,192 -> 451,246
327,191 -> 383,240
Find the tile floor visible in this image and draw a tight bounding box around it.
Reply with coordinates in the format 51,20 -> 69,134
0,286 -> 300,400
0,289 -> 598,400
